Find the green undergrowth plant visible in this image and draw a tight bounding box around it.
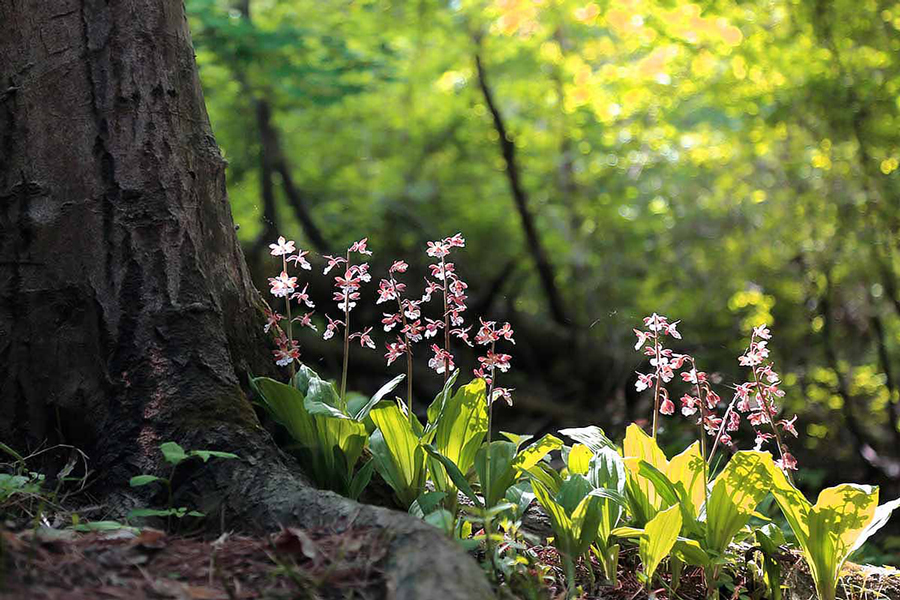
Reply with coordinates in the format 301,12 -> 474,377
766,464 -> 900,600
247,236 -> 899,597
251,365 -> 401,498
129,441 -> 237,526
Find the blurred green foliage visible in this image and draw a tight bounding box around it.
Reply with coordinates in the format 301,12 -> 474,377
187,0 -> 900,494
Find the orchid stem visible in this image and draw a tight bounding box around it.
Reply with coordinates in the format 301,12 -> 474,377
283,255 -> 295,380
441,255 -> 450,382
651,318 -> 662,440
339,250 -> 351,407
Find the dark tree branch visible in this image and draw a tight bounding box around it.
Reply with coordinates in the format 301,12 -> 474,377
821,270 -> 883,477
472,258 -> 517,318
249,98 -> 280,264
473,49 -> 571,327
868,294 -> 900,450
272,142 -> 329,253
236,1 -> 328,255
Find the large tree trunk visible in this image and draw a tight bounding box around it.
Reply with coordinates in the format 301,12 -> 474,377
0,2 -> 491,598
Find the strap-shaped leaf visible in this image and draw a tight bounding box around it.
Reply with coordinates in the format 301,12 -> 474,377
429,379 -> 488,495
424,369 -> 461,434
513,434 -> 563,472
353,373 -> 406,421
623,424 -> 668,524
423,444 -> 483,508
848,495 -> 900,555
705,451 -> 774,555
475,441 -> 519,507
410,490 -> 447,518
370,402 -> 426,507
559,425 -> 616,455
531,478 -> 575,555
667,441 -> 706,519
588,487 -> 629,509
349,458 -> 376,501
640,504 -> 682,581
499,431 -> 533,450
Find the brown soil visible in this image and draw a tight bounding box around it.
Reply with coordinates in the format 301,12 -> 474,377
1,526 -> 389,600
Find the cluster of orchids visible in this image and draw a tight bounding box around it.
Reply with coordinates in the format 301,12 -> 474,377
733,324 -> 798,472
262,232 -> 515,420
634,315 -> 797,474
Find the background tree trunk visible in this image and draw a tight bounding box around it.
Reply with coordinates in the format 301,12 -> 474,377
0,2 -> 491,598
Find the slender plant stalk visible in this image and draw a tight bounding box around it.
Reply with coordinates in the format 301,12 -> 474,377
750,358 -> 793,484
441,255 -> 451,382
708,392 -> 739,465
339,250 -> 351,407
483,341 -> 497,568
690,359 -> 708,462
392,279 -> 415,427
687,358 -> 711,507
282,255 -> 296,379
651,317 -> 662,440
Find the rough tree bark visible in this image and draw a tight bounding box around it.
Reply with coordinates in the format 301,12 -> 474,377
0,2 -> 491,598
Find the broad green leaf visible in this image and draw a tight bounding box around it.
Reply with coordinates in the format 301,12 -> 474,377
623,424 -> 668,524
558,425 -> 616,454
424,369 -> 461,434
673,538 -> 710,566
505,482 -> 535,520
129,475 -> 162,487
353,373 -> 406,420
768,460 -> 880,600
254,375 -> 366,494
571,489 -> 604,555
190,450 -> 239,462
423,444 -> 482,507
640,504 -> 682,581
424,508 -> 455,534
409,491 -> 447,518
512,434 -> 563,472
525,461 -> 564,496
349,458 -> 376,501
499,431 -> 533,450
253,376 -> 319,459
667,442 -> 706,519
756,524 -> 786,600
705,451 -> 774,555
567,444 -> 592,475
557,474 -> 593,513
370,402 -> 426,507
475,441 -> 519,507
428,379 -> 488,496
160,442 -> 188,465
588,447 -> 627,494
849,496 -> 900,555
532,478 -> 576,555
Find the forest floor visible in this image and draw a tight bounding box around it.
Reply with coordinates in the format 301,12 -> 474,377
0,526 -> 389,600
3,525 -> 900,600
